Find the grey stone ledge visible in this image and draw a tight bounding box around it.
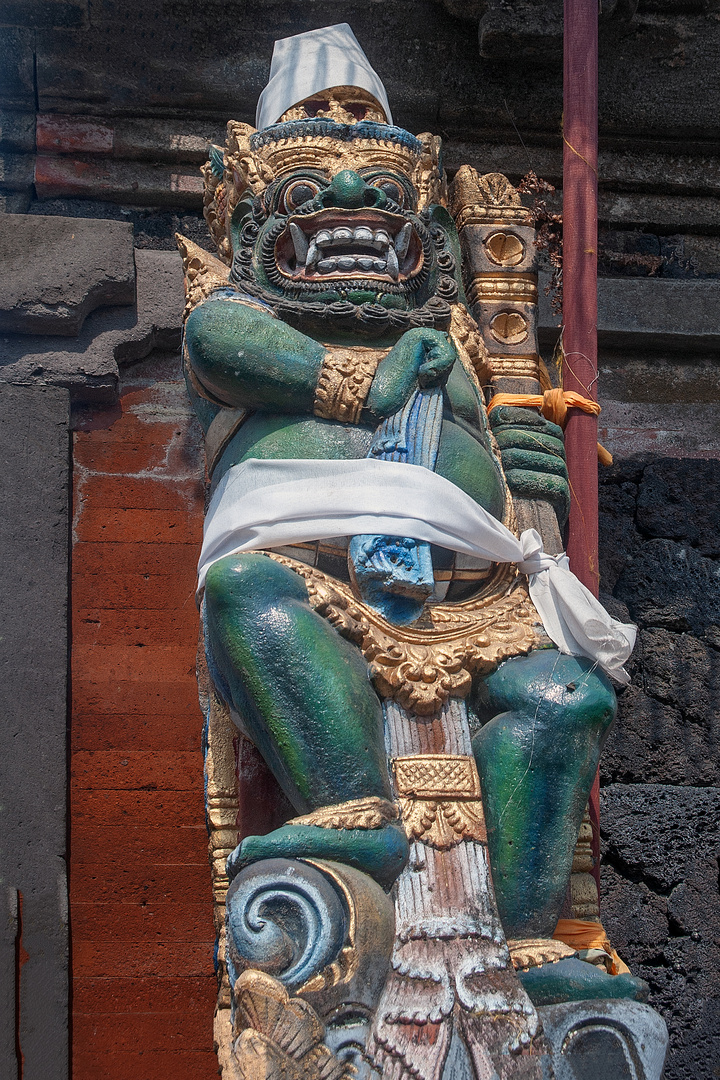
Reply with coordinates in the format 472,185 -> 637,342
0,248 -> 184,401
540,274 -> 720,351
0,213 -> 135,335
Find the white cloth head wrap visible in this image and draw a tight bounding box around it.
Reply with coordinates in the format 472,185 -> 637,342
255,23 -> 393,131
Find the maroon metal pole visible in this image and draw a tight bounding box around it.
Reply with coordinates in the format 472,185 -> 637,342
563,0 -> 602,888
563,0 -> 599,597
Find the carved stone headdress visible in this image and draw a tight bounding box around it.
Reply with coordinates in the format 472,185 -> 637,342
201,26 -> 446,264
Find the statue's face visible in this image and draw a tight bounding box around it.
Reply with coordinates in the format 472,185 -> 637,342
229,164 -> 459,329
272,169 -> 424,293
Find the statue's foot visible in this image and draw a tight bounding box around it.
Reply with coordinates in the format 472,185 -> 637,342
227,821 -> 409,891
518,957 -> 650,1007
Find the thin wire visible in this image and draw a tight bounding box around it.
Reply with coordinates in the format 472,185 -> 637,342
504,98 -> 533,173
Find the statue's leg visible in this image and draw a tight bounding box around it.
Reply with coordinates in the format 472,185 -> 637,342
472,648 -> 616,939
204,552 -> 408,888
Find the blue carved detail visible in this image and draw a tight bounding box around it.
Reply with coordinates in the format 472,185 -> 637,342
349,386 -> 444,624
250,119 -> 422,154
225,858 -> 348,993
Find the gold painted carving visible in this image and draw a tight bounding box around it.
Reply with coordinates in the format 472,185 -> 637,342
570,807 -> 600,920
393,754 -> 481,799
202,121 -> 446,239
289,796 -> 398,831
313,345 -> 387,423
176,234 -> 231,321
279,86 -> 388,125
413,132 -> 447,211
392,755 -> 487,849
466,273 -> 538,306
571,807 -> 595,875
197,640 -> 238,1013
449,303 -> 493,388
507,938 -> 576,972
257,138 -> 422,185
488,355 -> 541,381
265,554 -> 540,715
484,231 -> 526,267
227,970 -> 354,1080
226,120 -> 276,198
489,311 -> 529,345
449,167 -> 533,230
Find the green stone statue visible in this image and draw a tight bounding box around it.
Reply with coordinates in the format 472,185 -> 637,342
178,23 -> 646,1079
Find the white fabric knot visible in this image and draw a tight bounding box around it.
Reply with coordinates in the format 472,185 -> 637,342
517,528 -> 558,576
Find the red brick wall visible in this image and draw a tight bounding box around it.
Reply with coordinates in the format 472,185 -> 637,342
70,354 -> 219,1080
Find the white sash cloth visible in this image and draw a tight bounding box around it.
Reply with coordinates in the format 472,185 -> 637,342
198,458 -> 636,683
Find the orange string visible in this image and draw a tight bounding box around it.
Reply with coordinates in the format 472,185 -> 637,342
488,390 -> 612,465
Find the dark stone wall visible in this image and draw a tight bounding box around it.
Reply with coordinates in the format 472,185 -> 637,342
599,457 -> 720,1079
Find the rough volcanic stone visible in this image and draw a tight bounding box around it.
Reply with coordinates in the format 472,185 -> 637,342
0,27 -> 35,110
479,0 -> 563,63
599,480 -> 643,590
600,784 -> 720,1080
634,629 -> 720,723
601,680 -> 720,787
27,199 -> 212,252
615,538 -> 720,639
0,109 -> 35,153
0,248 -> 184,401
0,214 -> 135,336
0,0 -> 88,29
636,459 -> 720,557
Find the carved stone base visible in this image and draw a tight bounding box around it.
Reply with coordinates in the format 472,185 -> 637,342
537,999 -> 669,1080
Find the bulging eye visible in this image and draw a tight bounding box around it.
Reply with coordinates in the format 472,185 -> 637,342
371,176 -> 405,206
279,179 -> 320,213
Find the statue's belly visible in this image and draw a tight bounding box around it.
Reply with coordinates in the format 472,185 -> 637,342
215,412 -> 505,519
214,413 -> 505,601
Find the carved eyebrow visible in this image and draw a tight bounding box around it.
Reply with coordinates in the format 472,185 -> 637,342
357,169 -> 418,200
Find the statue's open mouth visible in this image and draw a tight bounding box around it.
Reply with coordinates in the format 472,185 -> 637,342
275,209 -> 424,283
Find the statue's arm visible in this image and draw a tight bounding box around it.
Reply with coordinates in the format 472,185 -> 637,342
186,300 -> 456,419
184,298 -> 325,412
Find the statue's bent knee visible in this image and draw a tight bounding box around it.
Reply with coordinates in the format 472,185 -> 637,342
473,649 -> 616,938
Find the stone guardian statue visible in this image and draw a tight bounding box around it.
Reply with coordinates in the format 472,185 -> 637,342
177,23 -> 662,1080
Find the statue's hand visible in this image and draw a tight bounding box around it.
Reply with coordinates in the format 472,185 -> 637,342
366,328 -> 456,419
489,405 -> 570,525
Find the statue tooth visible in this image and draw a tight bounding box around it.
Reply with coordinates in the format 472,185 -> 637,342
289,222 -> 308,265
317,257 -> 337,274
357,256 -> 375,271
306,239 -> 319,268
373,257 -> 387,273
333,227 -> 353,244
395,222 -> 412,260
315,229 -> 332,247
336,255 -> 356,271
387,245 -> 399,279
374,229 -> 391,249
354,226 -> 374,244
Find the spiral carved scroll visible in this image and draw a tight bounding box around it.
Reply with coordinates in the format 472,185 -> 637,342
226,859 -> 349,993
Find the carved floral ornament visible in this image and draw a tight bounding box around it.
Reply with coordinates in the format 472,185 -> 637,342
266,552 -> 541,716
